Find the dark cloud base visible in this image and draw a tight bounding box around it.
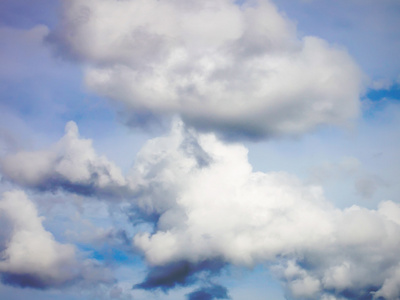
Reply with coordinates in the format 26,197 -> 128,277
134,260 -> 226,292
186,284 -> 230,300
1,272 -> 73,290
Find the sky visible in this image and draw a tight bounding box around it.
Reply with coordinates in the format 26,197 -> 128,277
0,0 -> 400,299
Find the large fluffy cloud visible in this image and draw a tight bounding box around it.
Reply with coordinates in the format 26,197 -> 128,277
2,119 -> 400,298
0,190 -> 79,288
129,120 -> 400,299
0,190 -> 116,290
0,121 -> 129,198
49,0 -> 363,138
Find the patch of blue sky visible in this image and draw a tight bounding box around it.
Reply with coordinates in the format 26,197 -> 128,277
0,283 -> 83,300
246,98 -> 400,210
111,249 -> 131,263
220,265 -> 286,300
366,83 -> 400,102
0,22 -> 158,172
0,0 -> 60,29
0,28 -> 88,145
77,244 -> 138,265
274,0 -> 400,81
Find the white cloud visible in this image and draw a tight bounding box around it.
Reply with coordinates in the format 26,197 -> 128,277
2,116 -> 399,297
49,0 -> 363,138
374,264 -> 400,300
0,190 -> 79,287
128,120 -> 400,298
0,121 -> 128,198
0,113 -> 399,297
0,190 -> 116,290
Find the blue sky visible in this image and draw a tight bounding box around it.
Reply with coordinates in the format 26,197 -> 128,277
0,1 -> 400,299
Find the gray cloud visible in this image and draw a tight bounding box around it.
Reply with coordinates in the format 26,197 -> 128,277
134,260 -> 225,292
48,0 -> 363,139
186,284 -> 230,300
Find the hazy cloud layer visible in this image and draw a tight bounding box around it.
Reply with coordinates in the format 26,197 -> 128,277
49,0 -> 363,138
130,120 -> 400,299
0,121 -> 129,198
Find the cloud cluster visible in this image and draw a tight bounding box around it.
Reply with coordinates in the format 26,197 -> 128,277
129,120 -> 400,299
0,121 -> 129,198
2,1 -> 397,298
3,120 -> 399,298
49,0 -> 363,138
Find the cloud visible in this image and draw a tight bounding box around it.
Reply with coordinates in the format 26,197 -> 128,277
48,0 -> 363,139
186,284 -> 230,300
0,121 -> 130,198
132,120 -> 335,266
128,120 -> 400,299
134,260 -> 225,292
0,190 -> 79,288
0,190 -> 116,290
3,118 -> 399,298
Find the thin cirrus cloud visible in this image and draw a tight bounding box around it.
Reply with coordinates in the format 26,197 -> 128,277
48,0 -> 363,139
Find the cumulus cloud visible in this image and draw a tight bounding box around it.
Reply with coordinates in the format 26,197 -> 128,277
128,120 -> 400,299
0,121 -> 129,198
48,0 -> 363,138
131,121 -> 335,266
0,190 -> 116,290
3,119 -> 399,298
0,190 -> 79,288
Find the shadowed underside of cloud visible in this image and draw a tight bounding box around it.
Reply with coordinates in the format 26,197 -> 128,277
0,121 -> 131,199
186,284 -> 230,300
134,260 -> 225,292
48,0 -> 363,139
128,120 -> 400,300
